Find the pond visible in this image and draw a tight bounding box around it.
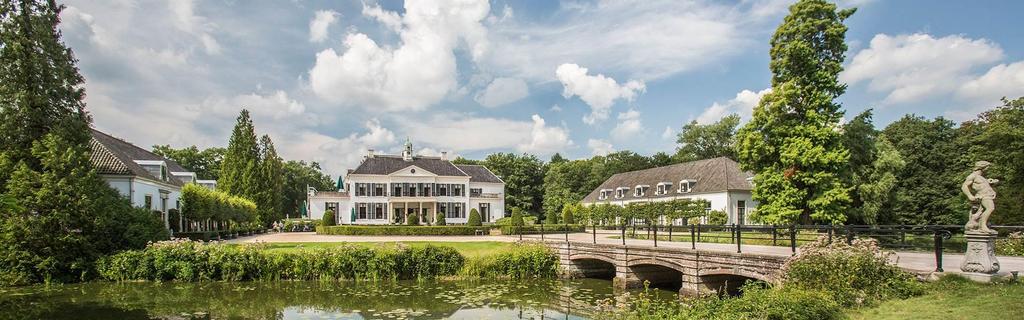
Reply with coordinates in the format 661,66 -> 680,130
0,279 -> 677,319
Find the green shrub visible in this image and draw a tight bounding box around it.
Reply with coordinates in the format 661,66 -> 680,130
96,240 -> 466,282
511,208 -> 525,226
283,219 -> 319,232
322,210 -> 336,227
707,210 -> 727,225
406,213 -> 419,225
499,224 -> 585,235
435,212 -> 446,226
545,211 -> 560,224
996,232 -> 1024,256
316,225 -> 486,236
459,243 -> 558,279
562,204 -> 576,225
781,236 -> 924,307
467,208 -> 481,226
601,284 -> 841,320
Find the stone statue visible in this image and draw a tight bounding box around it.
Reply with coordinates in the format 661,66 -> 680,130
960,160 -> 1000,278
962,161 -> 999,234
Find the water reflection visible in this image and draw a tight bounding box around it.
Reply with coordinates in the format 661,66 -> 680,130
0,279 -> 676,319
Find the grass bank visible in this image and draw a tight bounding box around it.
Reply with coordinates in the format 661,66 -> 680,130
849,276 -> 1024,319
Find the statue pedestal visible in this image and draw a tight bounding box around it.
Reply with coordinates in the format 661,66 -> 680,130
960,231 -> 1000,281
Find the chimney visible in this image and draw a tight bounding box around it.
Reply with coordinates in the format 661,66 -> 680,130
441,151 -> 448,161
367,149 -> 375,158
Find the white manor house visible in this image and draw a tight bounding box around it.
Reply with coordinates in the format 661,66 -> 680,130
307,141 -> 506,225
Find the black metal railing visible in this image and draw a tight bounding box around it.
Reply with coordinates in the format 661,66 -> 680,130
570,223 -> 1023,273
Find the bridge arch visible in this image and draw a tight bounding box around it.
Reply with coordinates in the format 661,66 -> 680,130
627,261 -> 685,292
698,269 -> 770,296
567,254 -> 617,280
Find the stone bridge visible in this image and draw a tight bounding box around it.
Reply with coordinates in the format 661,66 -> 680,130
545,242 -> 788,296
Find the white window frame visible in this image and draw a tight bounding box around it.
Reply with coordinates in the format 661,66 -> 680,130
656,182 -> 672,195
615,187 -> 628,199
678,180 -> 693,193
634,185 -> 649,197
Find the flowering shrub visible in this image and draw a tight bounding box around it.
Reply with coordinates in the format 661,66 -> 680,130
597,283 -> 841,320
996,232 -> 1024,256
96,239 -> 466,281
781,236 -> 924,307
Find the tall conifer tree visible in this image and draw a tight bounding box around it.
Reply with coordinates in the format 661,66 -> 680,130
218,110 -> 260,200
735,0 -> 855,224
258,135 -> 283,225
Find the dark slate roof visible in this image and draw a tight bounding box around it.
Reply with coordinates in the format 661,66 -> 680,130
350,155 -> 469,177
456,164 -> 504,183
89,129 -> 185,187
581,157 -> 753,203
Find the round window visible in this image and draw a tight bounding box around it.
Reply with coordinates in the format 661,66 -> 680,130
411,169 -> 416,174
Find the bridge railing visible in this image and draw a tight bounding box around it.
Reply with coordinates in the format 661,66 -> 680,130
600,223 -> 1023,273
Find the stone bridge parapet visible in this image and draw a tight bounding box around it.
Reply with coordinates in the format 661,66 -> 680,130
545,241 -> 788,296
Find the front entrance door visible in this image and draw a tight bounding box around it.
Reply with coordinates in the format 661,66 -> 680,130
479,203 -> 490,223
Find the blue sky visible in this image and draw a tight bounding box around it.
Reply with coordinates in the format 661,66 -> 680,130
59,0 -> 1024,177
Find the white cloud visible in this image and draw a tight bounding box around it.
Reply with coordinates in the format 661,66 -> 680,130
517,114 -> 573,155
309,10 -> 339,43
167,0 -> 220,55
841,33 -> 1004,105
550,104 -> 563,112
400,113 -> 569,157
291,119 -> 397,176
958,61 -> 1024,103
661,126 -> 675,140
361,3 -> 402,32
695,88 -> 771,124
474,77 -> 529,107
556,63 -> 645,124
309,0 -> 490,111
611,109 -> 643,140
587,139 -> 615,156
484,1 -> 776,81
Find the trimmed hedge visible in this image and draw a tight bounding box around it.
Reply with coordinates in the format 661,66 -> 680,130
460,243 -> 559,279
500,224 -> 585,235
316,225 -> 488,236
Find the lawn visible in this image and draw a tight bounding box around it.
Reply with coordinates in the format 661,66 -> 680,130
848,276 -> 1024,320
232,241 -> 514,258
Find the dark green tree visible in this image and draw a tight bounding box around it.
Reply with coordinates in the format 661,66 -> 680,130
735,0 -> 855,224
586,151 -> 656,193
674,114 -> 740,162
435,211 -> 447,226
256,135 -> 283,226
849,136 -> 904,225
542,159 -> 593,221
322,209 -> 336,226
151,145 -> 225,180
882,115 -> 965,225
481,153 -> 544,214
282,160 -> 333,219
510,208 -> 525,226
651,152 -> 674,166
0,0 -> 165,285
218,110 -> 260,199
957,97 -> 1024,225
549,153 -> 567,164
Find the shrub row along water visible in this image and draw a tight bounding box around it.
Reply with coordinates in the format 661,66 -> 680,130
602,236 -> 925,320
96,240 -> 557,282
316,225 -> 486,236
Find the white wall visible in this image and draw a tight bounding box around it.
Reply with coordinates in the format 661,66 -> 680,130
583,190 -> 759,225
100,175 -> 181,229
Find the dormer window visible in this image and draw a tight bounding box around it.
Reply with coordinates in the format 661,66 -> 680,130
135,160 -> 168,181
598,189 -> 613,200
634,185 -> 650,197
656,182 -> 672,195
678,180 -> 693,193
615,187 -> 628,199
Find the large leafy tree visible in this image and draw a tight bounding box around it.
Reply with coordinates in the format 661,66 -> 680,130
674,114 -> 740,162
481,153 -> 545,214
0,0 -> 164,285
882,115 -> 966,225
586,151 -> 656,193
281,160 -> 333,219
256,135 -> 283,225
957,97 -> 1024,225
542,159 -> 594,220
151,145 -> 225,180
849,136 -> 905,225
218,110 -> 260,201
735,0 -> 854,224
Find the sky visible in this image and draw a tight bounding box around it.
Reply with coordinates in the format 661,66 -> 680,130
58,0 -> 1024,178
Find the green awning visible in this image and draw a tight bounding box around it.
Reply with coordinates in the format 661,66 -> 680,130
350,207 -> 356,224
336,176 -> 344,191
300,200 -> 307,218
